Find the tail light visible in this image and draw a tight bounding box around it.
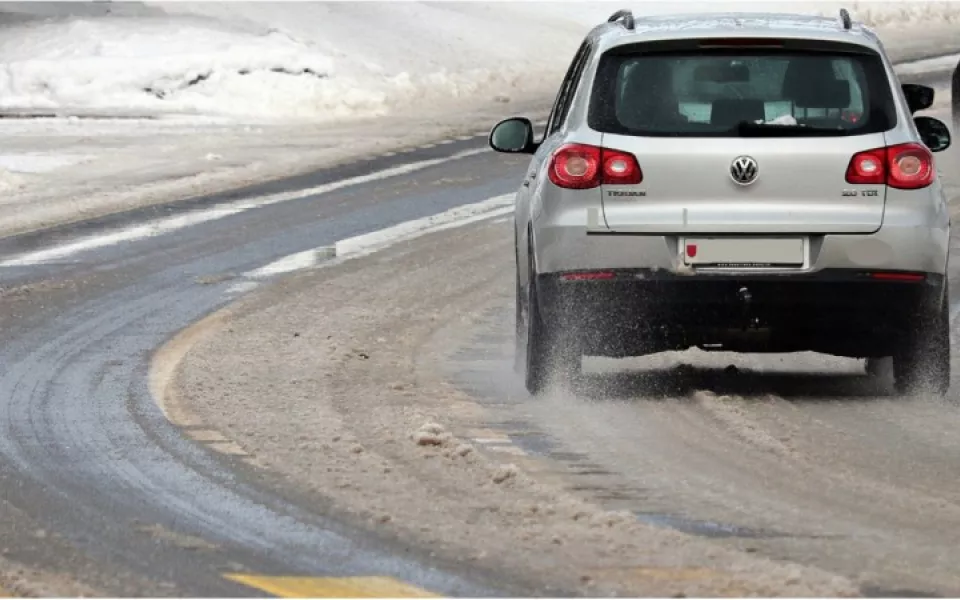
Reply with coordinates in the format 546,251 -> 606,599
846,143 -> 935,190
698,38 -> 784,48
548,143 -> 642,189
870,272 -> 925,282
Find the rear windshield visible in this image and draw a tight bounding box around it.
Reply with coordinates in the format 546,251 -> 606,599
588,47 -> 897,137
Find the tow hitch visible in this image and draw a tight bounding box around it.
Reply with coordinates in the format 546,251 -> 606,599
738,285 -> 761,330
696,285 -> 769,352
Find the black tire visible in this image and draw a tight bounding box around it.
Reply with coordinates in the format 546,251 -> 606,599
523,269 -> 549,394
953,59 -> 960,132
520,250 -> 580,395
513,266 -> 524,375
893,287 -> 951,397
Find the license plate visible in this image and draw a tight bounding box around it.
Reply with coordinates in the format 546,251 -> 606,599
681,237 -> 805,268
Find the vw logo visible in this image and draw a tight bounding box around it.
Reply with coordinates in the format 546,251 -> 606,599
730,156 -> 759,186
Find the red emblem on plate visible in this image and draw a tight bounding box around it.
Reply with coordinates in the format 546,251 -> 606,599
686,243 -> 698,258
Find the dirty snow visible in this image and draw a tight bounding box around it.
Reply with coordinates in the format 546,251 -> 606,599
0,2 -> 959,122
176,219 -> 862,597
0,153 -> 92,174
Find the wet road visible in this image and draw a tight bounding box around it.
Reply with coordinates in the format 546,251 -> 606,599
438,126 -> 960,595
0,135 -> 537,596
0,67 -> 957,595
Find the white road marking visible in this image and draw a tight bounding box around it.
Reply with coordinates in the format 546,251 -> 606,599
0,147 -> 489,268
1,208 -> 246,266
225,280 -> 261,296
243,194 -> 514,280
245,246 -> 336,279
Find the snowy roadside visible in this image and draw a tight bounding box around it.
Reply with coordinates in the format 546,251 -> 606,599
173,219 -> 860,598
168,109 -> 960,599
0,93 -> 549,238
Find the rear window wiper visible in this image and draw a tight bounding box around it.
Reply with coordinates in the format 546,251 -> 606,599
730,120 -> 847,137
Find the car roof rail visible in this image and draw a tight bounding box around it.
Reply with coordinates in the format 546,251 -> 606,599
838,7 -> 852,30
607,9 -> 635,31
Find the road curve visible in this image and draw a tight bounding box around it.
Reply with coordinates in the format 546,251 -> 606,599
0,65 -> 956,596
0,137 -> 543,596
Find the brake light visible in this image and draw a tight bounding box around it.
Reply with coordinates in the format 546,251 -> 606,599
845,143 -> 934,190
888,143 -> 934,189
603,150 -> 642,186
548,144 -> 642,189
550,144 -> 600,189
698,38 -> 784,48
846,148 -> 886,185
870,272 -> 925,282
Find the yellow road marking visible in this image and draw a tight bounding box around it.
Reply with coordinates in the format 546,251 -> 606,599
224,575 -> 439,598
186,428 -> 229,442
204,439 -> 252,457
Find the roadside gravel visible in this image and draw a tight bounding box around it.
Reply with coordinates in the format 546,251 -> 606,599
175,221 -> 860,597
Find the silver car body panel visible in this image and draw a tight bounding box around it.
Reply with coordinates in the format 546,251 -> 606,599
517,12 -> 949,286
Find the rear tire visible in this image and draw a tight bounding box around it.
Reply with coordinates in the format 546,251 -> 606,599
514,229 -> 524,375
520,253 -> 580,395
513,267 -> 525,375
893,287 -> 951,397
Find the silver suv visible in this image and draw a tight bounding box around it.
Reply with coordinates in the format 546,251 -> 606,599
490,9 -> 953,396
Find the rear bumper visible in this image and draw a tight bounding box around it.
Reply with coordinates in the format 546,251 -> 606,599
534,224 -> 949,277
537,269 -> 944,357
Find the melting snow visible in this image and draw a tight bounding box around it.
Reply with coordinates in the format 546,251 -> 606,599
0,1 -> 956,122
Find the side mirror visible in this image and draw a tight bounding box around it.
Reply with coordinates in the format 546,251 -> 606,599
915,116 -> 951,153
489,117 -> 538,154
902,83 -> 934,114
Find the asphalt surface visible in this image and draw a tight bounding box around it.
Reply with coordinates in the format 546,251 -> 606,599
0,137 -> 533,595
0,68 -> 957,595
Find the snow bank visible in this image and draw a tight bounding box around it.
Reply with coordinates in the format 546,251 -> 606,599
0,17 -> 341,119
0,168 -> 25,194
0,2 -> 957,122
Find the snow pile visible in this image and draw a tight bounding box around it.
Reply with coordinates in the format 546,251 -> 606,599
0,17 -> 341,119
0,2 -> 956,122
850,1 -> 960,27
0,153 -> 93,174
0,168 -> 25,194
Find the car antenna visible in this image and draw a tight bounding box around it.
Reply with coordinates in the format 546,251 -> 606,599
607,9 -> 635,31
839,8 -> 852,30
